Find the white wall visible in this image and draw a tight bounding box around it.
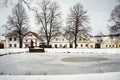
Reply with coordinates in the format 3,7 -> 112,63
5,36 -> 19,48
22,33 -> 40,48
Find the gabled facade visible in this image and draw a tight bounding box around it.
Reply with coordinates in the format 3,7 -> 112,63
50,32 -> 70,48
101,36 -> 116,48
77,32 -> 92,48
22,31 -> 43,48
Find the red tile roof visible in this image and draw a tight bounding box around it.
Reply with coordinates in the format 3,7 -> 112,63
23,31 -> 43,41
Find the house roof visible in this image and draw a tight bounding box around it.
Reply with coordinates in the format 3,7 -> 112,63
51,32 -> 69,41
23,31 -> 43,41
5,31 -> 18,37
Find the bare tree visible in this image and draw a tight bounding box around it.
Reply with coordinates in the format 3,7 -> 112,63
66,3 -> 90,48
109,4 -> 120,34
0,0 -> 32,8
3,1 -> 29,48
35,0 -> 61,46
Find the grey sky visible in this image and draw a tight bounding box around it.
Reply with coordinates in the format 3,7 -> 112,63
0,0 -> 118,35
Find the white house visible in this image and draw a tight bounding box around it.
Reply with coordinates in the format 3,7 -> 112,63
22,31 -> 44,48
50,32 -> 70,48
77,32 -> 92,48
101,36 -> 116,48
5,32 -> 19,48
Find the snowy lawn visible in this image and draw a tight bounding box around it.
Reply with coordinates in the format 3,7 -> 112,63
0,72 -> 120,80
0,48 -> 29,56
0,48 -> 120,80
0,49 -> 120,75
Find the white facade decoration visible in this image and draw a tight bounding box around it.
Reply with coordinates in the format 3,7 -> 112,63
50,32 -> 70,48
22,31 -> 43,48
77,32 -> 94,48
101,37 -> 116,48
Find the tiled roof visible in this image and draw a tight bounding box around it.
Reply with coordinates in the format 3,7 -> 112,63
5,31 -> 18,37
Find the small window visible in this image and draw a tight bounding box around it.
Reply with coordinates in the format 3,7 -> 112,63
90,45 -> 93,48
14,44 -> 16,47
106,45 -> 108,47
28,34 -> 32,36
109,45 -> 111,47
64,44 -> 67,48
60,44 -> 62,48
14,38 -> 16,41
55,44 -> 57,48
81,44 -> 83,47
113,45 -> 114,47
9,44 -> 12,47
9,38 -> 12,41
25,44 -> 29,47
86,44 -> 88,47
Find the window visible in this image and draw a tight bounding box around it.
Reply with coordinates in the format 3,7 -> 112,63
60,44 -> 62,48
109,45 -> 111,47
106,45 -> 108,47
97,40 -> 99,42
14,38 -> 16,41
113,45 -> 114,47
63,44 -> 67,48
28,34 -> 32,36
55,44 -> 57,48
100,39 -> 103,42
90,45 -> 93,48
9,44 -> 12,47
25,44 -> 29,47
86,44 -> 88,47
9,38 -> 12,41
14,44 -> 16,47
81,44 -> 83,47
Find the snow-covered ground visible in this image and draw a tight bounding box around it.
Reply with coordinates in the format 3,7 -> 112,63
0,48 -> 29,56
45,48 -> 120,54
0,48 -> 120,80
0,72 -> 120,80
0,50 -> 120,75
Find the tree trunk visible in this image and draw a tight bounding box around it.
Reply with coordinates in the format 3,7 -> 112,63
46,39 -> 50,46
19,38 -> 23,48
74,35 -> 77,48
19,31 -> 23,48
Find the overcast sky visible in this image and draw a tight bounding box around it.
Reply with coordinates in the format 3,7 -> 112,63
0,0 -> 118,35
